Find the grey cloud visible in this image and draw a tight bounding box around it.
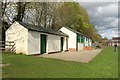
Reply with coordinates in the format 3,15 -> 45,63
80,2 -> 114,9
80,2 -> 118,39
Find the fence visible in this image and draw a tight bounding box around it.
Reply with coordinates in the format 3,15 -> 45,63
0,41 -> 15,52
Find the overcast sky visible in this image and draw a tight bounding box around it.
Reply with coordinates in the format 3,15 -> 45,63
80,2 -> 119,39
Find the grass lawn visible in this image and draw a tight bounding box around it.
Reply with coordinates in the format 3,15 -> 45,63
2,47 -> 118,78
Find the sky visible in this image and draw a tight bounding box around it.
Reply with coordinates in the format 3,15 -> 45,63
79,2 -> 119,39
3,0 -> 119,39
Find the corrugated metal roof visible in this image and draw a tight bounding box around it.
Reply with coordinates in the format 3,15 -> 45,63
18,22 -> 68,37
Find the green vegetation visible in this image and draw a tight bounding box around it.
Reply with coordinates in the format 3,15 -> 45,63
58,2 -> 102,42
2,2 -> 102,43
2,47 -> 118,78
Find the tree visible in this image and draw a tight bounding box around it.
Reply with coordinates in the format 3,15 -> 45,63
57,2 -> 102,42
23,2 -> 102,42
1,1 -> 27,43
1,1 -> 102,44
23,2 -> 61,29
13,2 -> 29,22
102,37 -> 108,46
1,1 -> 10,43
92,34 -> 102,42
57,2 -> 90,28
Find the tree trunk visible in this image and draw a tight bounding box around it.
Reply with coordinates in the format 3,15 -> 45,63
16,2 -> 26,21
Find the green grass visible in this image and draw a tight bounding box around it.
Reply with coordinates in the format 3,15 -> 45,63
2,47 -> 118,78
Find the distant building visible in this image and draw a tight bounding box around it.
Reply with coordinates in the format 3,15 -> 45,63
107,39 -> 112,46
112,37 -> 120,46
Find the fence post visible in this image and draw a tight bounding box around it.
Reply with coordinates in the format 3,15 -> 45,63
0,41 -> 15,52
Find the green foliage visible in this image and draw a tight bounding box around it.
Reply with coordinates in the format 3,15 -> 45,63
92,33 -> 102,42
2,2 -> 102,42
58,2 -> 89,28
57,2 -> 102,42
102,42 -> 108,46
103,37 -> 108,40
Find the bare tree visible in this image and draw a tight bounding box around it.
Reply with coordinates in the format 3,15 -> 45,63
23,2 -> 62,30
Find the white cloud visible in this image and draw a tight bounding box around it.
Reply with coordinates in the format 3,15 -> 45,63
110,18 -> 118,27
112,30 -> 119,37
99,28 -> 118,39
97,7 -> 102,12
80,2 -> 118,39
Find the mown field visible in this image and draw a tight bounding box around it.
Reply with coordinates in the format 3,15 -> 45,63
2,47 -> 118,78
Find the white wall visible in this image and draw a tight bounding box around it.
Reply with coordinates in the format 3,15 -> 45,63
60,27 -> 77,50
28,30 -> 40,55
6,21 -> 28,54
84,37 -> 88,46
78,43 -> 84,51
77,34 -> 84,51
28,31 -> 67,54
84,37 -> 92,47
89,39 -> 92,46
63,37 -> 68,51
46,34 -> 61,53
6,22 -> 68,55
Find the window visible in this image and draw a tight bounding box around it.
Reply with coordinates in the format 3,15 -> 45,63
81,36 -> 84,43
77,35 -> 81,42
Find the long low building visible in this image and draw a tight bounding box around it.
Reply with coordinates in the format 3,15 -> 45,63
6,21 -> 68,55
6,21 -> 93,55
60,27 -> 92,51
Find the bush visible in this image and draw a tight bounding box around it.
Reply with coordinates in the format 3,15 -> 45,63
2,51 -> 16,54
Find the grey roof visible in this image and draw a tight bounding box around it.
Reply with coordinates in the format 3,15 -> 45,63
18,22 -> 68,37
64,27 -> 84,36
64,27 -> 91,39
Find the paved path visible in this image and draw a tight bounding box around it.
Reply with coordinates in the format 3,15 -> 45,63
39,49 -> 102,63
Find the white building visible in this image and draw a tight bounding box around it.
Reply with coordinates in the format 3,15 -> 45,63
60,27 -> 92,51
112,37 -> 120,46
6,21 -> 68,55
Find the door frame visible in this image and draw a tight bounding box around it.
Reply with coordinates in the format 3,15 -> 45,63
61,37 -> 64,51
40,34 -> 47,54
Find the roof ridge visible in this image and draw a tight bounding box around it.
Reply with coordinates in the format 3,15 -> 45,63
17,21 -> 68,37
63,27 -> 85,35
62,27 -> 91,39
